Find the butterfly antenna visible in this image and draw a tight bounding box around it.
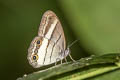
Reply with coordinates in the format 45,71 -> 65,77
68,39 -> 79,48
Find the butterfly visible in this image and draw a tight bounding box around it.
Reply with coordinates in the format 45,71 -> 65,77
27,10 -> 75,68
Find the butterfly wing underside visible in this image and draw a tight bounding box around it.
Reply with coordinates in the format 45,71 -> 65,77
38,11 -> 67,65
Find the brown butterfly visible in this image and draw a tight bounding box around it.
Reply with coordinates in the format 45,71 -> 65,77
27,10 -> 75,68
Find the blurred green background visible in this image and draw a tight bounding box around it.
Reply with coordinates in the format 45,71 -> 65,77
0,0 -> 120,80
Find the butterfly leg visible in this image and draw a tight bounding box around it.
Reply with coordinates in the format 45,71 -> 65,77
55,62 -> 57,66
68,53 -> 76,62
64,57 -> 68,63
65,48 -> 76,62
55,58 -> 59,66
60,59 -> 63,64
63,51 -> 68,63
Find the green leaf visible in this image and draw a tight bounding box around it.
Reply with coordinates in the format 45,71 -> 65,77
17,54 -> 120,80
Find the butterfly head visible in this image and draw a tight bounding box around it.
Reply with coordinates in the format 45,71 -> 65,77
27,36 -> 43,68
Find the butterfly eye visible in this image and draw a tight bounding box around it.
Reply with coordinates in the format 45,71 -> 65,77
32,54 -> 39,61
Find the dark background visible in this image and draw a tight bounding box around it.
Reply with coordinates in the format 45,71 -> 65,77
1,0 -> 120,80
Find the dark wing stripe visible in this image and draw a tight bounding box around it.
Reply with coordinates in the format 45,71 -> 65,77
43,20 -> 58,64
50,34 -> 61,63
43,39 -> 50,64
